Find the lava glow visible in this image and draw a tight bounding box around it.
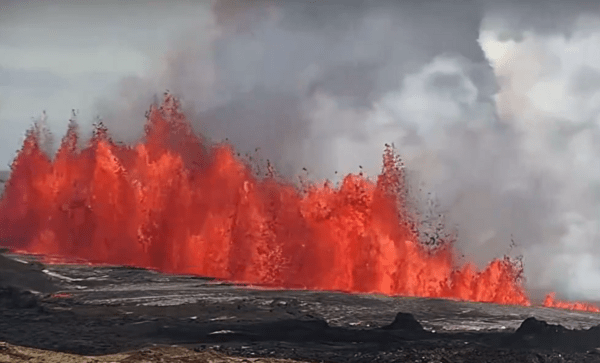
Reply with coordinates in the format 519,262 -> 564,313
0,95 -> 596,311
543,293 -> 600,313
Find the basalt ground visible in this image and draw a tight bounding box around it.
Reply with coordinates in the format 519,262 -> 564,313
3,251 -> 600,363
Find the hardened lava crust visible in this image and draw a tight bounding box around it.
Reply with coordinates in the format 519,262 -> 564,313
3,251 -> 600,363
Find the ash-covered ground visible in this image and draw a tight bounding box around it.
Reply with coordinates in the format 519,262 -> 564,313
3,251 -> 600,362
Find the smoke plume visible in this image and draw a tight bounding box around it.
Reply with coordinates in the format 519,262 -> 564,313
88,0 -> 600,301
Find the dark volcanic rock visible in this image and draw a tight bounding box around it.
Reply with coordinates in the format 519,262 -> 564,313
382,312 -> 424,332
0,253 -> 59,294
516,316 -> 566,335
0,252 -> 61,310
256,318 -> 331,341
4,255 -> 600,362
0,286 -> 39,309
503,317 -> 600,353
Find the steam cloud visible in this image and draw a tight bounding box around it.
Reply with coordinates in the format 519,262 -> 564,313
8,0 -> 600,301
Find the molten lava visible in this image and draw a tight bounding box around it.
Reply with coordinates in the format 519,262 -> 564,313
543,293 -> 600,312
0,95 -> 593,311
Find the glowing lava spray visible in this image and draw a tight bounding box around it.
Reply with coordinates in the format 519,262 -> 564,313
0,95 -> 583,309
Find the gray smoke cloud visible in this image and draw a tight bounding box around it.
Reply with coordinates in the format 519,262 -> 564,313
59,0 -> 600,301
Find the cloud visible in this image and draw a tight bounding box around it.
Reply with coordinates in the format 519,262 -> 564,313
480,0 -> 600,37
0,46 -> 150,75
0,0 -> 214,165
0,67 -> 71,91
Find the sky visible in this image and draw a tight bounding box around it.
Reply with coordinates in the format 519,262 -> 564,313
2,0 -> 600,300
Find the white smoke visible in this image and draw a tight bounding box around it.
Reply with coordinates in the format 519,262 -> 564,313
477,18 -> 600,300
86,0 -> 600,301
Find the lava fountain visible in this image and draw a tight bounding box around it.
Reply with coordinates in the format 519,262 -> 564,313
0,95 -> 594,310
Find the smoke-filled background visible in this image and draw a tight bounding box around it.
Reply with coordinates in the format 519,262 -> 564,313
1,0 -> 600,301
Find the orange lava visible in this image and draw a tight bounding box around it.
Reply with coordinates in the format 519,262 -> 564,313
0,94 -> 591,310
543,293 -> 600,313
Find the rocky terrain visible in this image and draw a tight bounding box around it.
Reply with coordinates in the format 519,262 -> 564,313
3,251 -> 600,362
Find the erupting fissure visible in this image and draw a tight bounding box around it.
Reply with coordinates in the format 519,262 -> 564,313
0,95 -> 595,311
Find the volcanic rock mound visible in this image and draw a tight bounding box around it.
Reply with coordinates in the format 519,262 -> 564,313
382,312 -> 425,332
503,316 -> 600,353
